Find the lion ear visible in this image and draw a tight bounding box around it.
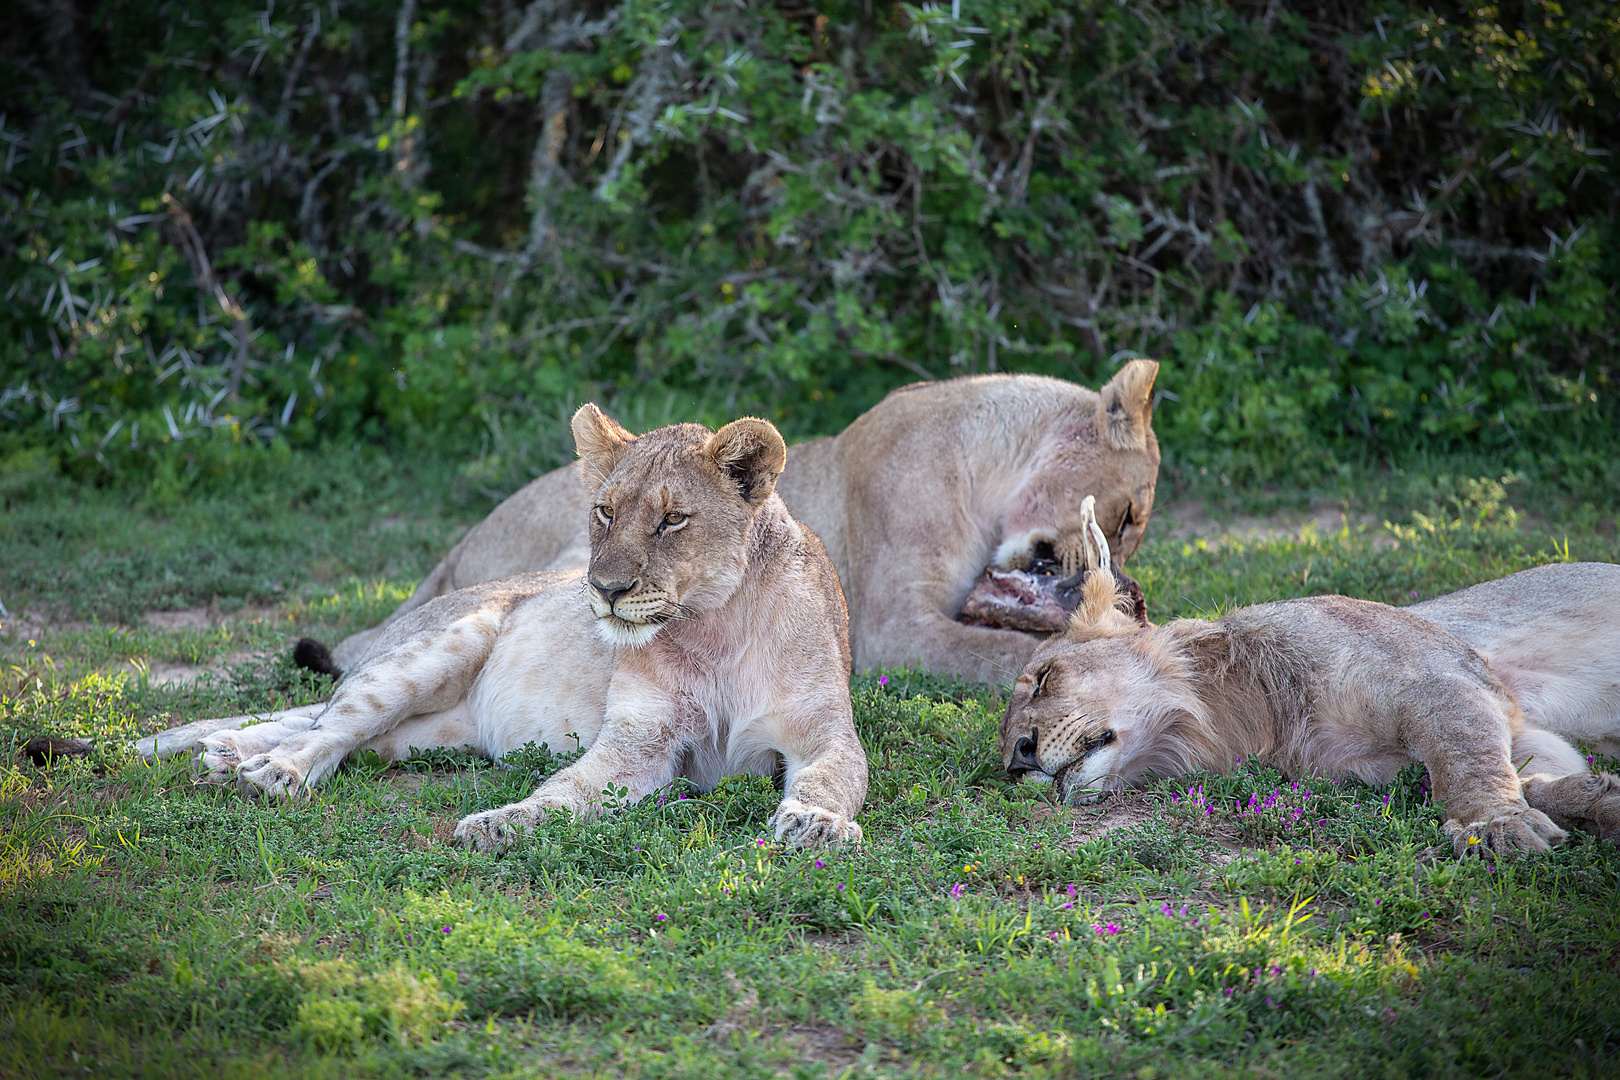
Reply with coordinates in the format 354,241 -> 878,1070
1097,358 -> 1158,452
1064,572 -> 1143,642
705,417 -> 787,506
572,404 -> 636,489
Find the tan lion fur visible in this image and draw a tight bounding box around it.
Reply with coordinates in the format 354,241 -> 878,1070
139,407 -> 867,852
329,363 -> 1162,683
999,564 -> 1620,857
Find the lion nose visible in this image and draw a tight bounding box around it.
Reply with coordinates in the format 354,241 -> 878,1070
592,577 -> 637,605
1008,731 -> 1042,776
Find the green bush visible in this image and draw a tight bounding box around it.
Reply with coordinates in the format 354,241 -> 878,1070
2,0 -> 1615,492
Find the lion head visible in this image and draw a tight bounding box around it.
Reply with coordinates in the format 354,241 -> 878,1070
999,572 -> 1211,804
571,403 -> 788,647
993,358 -> 1161,575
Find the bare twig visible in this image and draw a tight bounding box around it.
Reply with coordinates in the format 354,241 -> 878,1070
161,193 -> 253,399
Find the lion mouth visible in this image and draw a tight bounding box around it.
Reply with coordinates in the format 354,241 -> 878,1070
1052,762 -> 1110,805
594,612 -> 666,648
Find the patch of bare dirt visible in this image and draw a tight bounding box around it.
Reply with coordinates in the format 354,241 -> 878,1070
1059,794 -> 1159,846
140,603 -> 282,631
0,610 -> 93,643
1160,499 -> 1383,544
771,1023 -> 862,1071
138,653 -> 264,686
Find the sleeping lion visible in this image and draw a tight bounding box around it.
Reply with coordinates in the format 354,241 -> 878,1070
139,407 -> 868,851
324,362 -> 1163,684
1000,559 -> 1620,856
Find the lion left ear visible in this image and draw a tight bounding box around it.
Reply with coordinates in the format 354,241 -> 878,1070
705,417 -> 787,506
1097,358 -> 1158,452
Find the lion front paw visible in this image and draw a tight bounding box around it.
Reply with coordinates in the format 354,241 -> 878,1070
768,798 -> 863,848
1445,806 -> 1566,857
234,753 -> 309,801
454,804 -> 545,854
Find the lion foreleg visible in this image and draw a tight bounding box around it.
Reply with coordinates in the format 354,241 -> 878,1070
135,704 -> 327,762
1403,680 -> 1567,856
769,700 -> 867,847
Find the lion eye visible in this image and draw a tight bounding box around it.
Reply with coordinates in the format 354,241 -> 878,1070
1030,665 -> 1052,699
595,505 -> 614,525
662,511 -> 687,527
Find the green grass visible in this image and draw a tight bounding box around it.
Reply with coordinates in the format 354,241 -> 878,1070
3,463 -> 1620,1078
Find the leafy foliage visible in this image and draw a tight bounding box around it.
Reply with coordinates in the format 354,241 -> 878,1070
1,0 -> 1616,494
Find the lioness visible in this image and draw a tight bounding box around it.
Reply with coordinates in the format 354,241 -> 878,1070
999,561 -> 1620,856
139,407 -> 867,851
326,363 -> 1162,684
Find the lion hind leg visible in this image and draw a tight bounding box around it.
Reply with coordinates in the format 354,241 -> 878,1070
235,612 -> 501,801
1516,726 -> 1620,843
135,705 -> 327,763
1511,727 -> 1588,783
198,715 -> 321,782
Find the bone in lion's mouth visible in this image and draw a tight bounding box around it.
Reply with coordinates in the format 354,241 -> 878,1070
956,547 -> 1148,634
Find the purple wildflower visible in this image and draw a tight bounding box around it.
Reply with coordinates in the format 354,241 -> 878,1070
878,675 -> 889,686
950,883 -> 966,899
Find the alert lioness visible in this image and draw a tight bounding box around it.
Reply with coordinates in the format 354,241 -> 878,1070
140,407 -> 867,851
327,362 -> 1162,684
1000,561 -> 1620,856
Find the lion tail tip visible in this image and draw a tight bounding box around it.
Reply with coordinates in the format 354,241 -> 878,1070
292,637 -> 343,679
21,736 -> 94,767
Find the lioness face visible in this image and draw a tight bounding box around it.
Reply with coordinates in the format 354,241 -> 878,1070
1000,638 -> 1159,804
994,360 -> 1161,574
571,405 -> 787,647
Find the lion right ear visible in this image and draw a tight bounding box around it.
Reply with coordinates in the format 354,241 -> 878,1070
705,417 -> 787,506
1097,358 -> 1158,452
1064,572 -> 1143,642
572,404 -> 636,489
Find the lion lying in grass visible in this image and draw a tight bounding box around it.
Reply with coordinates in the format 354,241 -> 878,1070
1000,559 -> 1620,856
325,362 -> 1162,683
139,407 -> 867,852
